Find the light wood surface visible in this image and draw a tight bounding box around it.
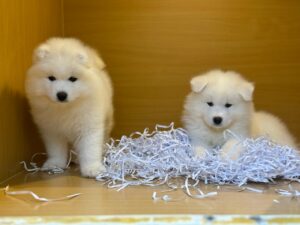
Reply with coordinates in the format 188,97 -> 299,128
0,168 -> 299,216
64,0 -> 300,141
0,0 -> 63,181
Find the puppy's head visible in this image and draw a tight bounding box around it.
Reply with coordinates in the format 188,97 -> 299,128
189,69 -> 254,131
26,38 -> 105,104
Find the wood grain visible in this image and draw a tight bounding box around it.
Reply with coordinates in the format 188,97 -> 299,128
0,0 -> 63,181
64,0 -> 300,142
1,0 -> 299,184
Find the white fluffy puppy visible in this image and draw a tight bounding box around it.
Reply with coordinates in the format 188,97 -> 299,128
26,38 -> 113,177
182,69 -> 297,159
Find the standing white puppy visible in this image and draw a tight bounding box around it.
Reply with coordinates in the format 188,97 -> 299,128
182,69 -> 297,159
26,38 -> 113,177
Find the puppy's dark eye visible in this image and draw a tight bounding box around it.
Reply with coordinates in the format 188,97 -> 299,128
48,76 -> 56,81
207,102 -> 214,107
69,76 -> 78,82
225,103 -> 232,108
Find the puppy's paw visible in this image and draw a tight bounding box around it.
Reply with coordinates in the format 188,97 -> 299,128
193,146 -> 207,158
220,138 -> 244,160
42,157 -> 67,171
80,162 -> 106,178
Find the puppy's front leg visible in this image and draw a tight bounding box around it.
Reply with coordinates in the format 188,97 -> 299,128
41,133 -> 68,170
76,130 -> 105,177
220,138 -> 245,160
193,145 -> 208,158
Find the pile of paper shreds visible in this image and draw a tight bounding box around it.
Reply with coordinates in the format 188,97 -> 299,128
96,123 -> 300,199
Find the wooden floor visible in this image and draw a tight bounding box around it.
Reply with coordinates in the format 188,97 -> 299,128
0,167 -> 300,216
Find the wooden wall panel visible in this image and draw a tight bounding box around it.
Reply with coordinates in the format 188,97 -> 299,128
0,0 -> 63,181
63,0 -> 300,142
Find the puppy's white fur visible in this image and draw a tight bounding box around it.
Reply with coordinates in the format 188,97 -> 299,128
26,38 -> 113,177
182,69 -> 297,159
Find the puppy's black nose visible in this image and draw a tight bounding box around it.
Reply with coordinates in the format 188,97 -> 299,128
213,116 -> 222,125
56,91 -> 67,102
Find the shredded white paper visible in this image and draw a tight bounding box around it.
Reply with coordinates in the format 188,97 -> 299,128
20,151 -> 75,174
152,190 -> 186,202
275,184 -> 300,197
4,186 -> 81,202
96,123 -> 300,194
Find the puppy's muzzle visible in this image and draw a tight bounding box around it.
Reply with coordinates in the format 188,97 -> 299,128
56,91 -> 68,102
213,116 -> 223,125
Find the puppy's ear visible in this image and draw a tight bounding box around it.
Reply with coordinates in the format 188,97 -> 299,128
239,82 -> 254,101
90,48 -> 106,70
33,44 -> 50,62
76,52 -> 89,67
190,76 -> 208,93
94,55 -> 106,70
76,49 -> 106,70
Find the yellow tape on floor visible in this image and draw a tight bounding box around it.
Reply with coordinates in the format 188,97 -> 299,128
1,215 -> 300,225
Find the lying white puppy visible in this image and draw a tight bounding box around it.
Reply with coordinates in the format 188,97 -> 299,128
26,38 -> 113,177
182,69 -> 297,159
